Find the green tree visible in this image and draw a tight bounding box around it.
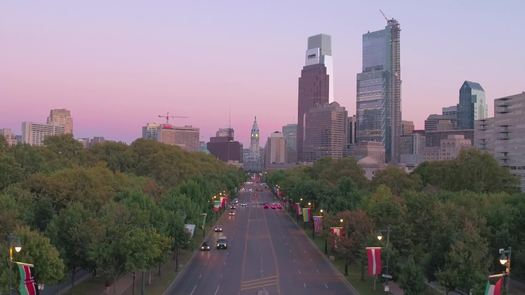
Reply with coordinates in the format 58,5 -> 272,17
371,165 -> 421,195
15,225 -> 65,283
398,256 -> 426,295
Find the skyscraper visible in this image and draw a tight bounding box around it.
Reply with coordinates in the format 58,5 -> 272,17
207,128 -> 243,163
356,18 -> 401,163
47,109 -> 73,134
264,131 -> 286,168
303,102 -> 347,162
297,34 -> 333,162
282,124 -> 297,163
141,123 -> 200,152
457,81 -> 488,129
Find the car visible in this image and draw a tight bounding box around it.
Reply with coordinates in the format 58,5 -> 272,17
241,203 -> 247,207
214,225 -> 223,232
228,211 -> 236,216
263,204 -> 269,209
230,205 -> 236,210
271,204 -> 276,209
216,238 -> 228,249
200,241 -> 211,251
276,204 -> 283,209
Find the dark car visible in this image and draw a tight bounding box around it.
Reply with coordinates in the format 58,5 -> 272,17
228,211 -> 236,216
216,238 -> 228,249
213,225 -> 223,232
200,241 -> 211,251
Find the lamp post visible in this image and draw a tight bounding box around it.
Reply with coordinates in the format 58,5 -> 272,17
8,234 -> 22,295
320,209 -> 328,254
377,226 -> 391,293
201,213 -> 207,238
499,247 -> 511,294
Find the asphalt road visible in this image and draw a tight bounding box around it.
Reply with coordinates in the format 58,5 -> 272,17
165,183 -> 357,295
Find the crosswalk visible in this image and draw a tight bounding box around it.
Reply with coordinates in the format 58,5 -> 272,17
240,275 -> 278,291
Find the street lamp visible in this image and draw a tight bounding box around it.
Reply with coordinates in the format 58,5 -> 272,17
8,234 -> 22,295
499,247 -> 512,294
377,226 -> 391,293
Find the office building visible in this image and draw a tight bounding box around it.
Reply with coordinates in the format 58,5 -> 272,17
265,131 -> 286,168
356,18 -> 402,163
207,128 -> 243,163
142,123 -> 200,152
297,34 -> 333,161
457,81 -> 488,129
401,120 -> 414,135
439,134 -> 471,160
303,102 -> 347,162
0,128 -> 17,146
22,122 -> 65,146
345,115 -> 357,156
282,124 -> 297,163
47,109 -> 73,134
475,92 -> 525,191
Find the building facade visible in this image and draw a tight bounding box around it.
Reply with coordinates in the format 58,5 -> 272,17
303,102 -> 347,162
439,134 -> 471,161
265,131 -> 286,167
351,141 -> 386,180
356,18 -> 401,163
457,81 -> 488,129
0,128 -> 17,146
282,124 -> 297,163
207,129 -> 243,163
22,122 -> 65,146
142,123 -> 199,152
47,109 -> 73,134
475,92 -> 525,191
297,34 -> 333,162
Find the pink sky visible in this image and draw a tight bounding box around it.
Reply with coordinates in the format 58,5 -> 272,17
1,1 -> 524,146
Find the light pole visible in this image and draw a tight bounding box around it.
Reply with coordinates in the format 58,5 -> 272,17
201,213 -> 207,238
499,247 -> 511,294
377,226 -> 392,293
8,234 -> 22,295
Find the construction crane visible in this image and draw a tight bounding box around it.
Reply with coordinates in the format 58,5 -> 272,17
379,9 -> 389,22
158,112 -> 188,124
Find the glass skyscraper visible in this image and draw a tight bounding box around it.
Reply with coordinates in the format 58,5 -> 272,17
356,19 -> 401,163
457,81 -> 488,129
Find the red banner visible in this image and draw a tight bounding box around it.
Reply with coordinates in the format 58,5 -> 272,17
295,203 -> 301,215
366,247 -> 382,276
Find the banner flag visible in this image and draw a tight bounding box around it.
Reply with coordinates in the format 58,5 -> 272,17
366,247 -> 382,276
213,200 -> 221,212
313,216 -> 323,234
330,226 -> 343,237
302,208 -> 311,222
295,203 -> 302,215
484,278 -> 503,295
219,196 -> 227,208
16,262 -> 39,295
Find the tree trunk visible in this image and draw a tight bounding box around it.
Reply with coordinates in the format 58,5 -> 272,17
175,247 -> 180,272
70,268 -> 76,293
158,261 -> 162,276
148,270 -> 152,285
360,260 -> 365,281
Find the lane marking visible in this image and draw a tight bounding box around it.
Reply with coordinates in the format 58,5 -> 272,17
189,285 -> 198,295
303,282 -> 307,288
324,283 -> 329,289
214,284 -> 220,295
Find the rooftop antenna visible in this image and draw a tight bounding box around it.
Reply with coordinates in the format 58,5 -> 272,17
228,105 -> 231,129
379,9 -> 389,22
158,112 -> 188,124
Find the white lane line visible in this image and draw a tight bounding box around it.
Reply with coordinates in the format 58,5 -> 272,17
214,284 -> 220,295
189,285 -> 198,295
198,273 -> 202,279
316,269 -> 320,274
303,282 -> 307,288
297,269 -> 302,274
324,283 -> 329,289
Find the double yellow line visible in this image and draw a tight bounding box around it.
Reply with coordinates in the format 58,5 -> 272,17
240,275 -> 278,291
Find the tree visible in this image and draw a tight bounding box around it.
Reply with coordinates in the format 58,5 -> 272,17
15,225 -> 65,283
0,154 -> 24,190
398,256 -> 426,295
371,165 -> 421,195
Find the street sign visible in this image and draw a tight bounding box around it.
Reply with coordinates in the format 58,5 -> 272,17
382,274 -> 393,279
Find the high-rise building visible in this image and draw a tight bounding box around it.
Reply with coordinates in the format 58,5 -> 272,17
47,109 -> 73,134
22,122 -> 65,146
475,92 -> 525,191
457,81 -> 488,129
356,18 -> 401,163
297,34 -> 333,162
401,120 -> 414,135
244,117 -> 263,172
303,102 -> 347,162
207,128 -> 243,163
439,134 -> 471,160
142,123 -> 199,152
265,131 -> 286,168
345,115 -> 357,156
0,128 -> 17,146
282,124 -> 297,163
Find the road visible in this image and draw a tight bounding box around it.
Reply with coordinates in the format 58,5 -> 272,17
165,182 -> 357,295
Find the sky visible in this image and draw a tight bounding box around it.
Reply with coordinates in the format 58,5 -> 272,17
1,0 -> 524,146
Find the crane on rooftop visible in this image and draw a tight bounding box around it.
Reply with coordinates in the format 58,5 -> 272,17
158,112 -> 188,124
